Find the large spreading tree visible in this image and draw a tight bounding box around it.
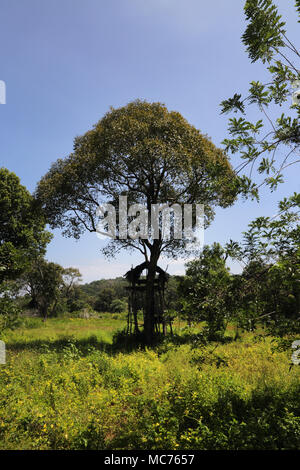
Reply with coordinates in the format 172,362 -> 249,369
36,100 -> 238,343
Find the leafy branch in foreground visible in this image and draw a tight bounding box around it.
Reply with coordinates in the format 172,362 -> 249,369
221,0 -> 300,199
226,192 -> 300,265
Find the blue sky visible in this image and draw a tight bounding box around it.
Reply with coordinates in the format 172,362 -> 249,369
0,0 -> 299,282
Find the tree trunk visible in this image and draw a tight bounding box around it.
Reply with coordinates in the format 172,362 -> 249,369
144,246 -> 160,344
133,287 -> 139,334
41,299 -> 48,322
43,307 -> 48,322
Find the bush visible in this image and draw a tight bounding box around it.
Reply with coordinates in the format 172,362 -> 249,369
110,299 -> 127,314
0,294 -> 21,334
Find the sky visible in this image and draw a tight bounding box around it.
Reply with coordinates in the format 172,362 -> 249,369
0,0 -> 299,283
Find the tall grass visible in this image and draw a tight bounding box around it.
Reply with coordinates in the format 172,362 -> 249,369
0,317 -> 299,449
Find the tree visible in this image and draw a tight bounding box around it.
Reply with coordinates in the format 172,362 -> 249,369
221,0 -> 300,198
65,284 -> 91,313
21,259 -> 64,320
0,168 -> 51,283
164,275 -> 182,313
61,267 -> 82,299
0,281 -> 22,334
180,243 -> 232,340
36,100 -> 238,343
225,192 -> 300,334
77,277 -> 128,313
94,287 -> 115,313
219,1 -> 300,335
20,261 -> 83,319
0,168 -> 51,331
110,298 -> 127,313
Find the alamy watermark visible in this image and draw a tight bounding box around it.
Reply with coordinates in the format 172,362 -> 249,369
0,341 -> 5,364
291,340 -> 300,365
0,80 -> 6,104
95,196 -> 204,246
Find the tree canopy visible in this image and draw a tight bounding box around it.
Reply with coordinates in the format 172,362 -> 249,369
36,100 -> 238,342
36,100 -> 237,248
0,167 -> 51,284
19,259 -> 82,320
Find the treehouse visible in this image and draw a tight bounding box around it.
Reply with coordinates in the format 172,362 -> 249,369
124,261 -> 173,335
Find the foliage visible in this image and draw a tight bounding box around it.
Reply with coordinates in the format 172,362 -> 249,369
65,285 -> 91,313
0,283 -> 21,334
36,100 -> 238,342
36,100 -> 237,245
180,243 -> 231,340
164,276 -> 183,312
0,168 -> 52,333
94,287 -> 117,313
0,168 -> 51,283
18,259 -> 82,320
178,192 -> 300,338
221,0 -> 300,198
110,299 -> 127,313
0,317 -> 299,450
78,275 -> 182,314
224,193 -> 300,335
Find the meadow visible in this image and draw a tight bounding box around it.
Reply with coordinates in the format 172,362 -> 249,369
0,314 -> 300,450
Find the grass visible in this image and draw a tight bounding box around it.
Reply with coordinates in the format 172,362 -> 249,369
0,315 -> 299,450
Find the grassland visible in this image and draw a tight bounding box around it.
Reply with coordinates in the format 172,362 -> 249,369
0,314 -> 299,450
